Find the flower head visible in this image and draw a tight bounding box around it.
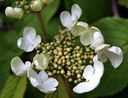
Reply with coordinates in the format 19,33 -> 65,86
73,60 -> 104,93
28,69 -> 58,93
10,3 -> 124,95
11,57 -> 31,76
17,27 -> 41,52
95,44 -> 123,68
5,7 -> 24,19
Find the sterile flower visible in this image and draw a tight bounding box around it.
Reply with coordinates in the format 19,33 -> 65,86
28,69 -> 58,93
5,7 -> 24,19
73,60 -> 104,93
33,53 -> 48,70
30,0 -> 43,12
11,57 -> 31,76
60,4 -> 88,36
80,26 -> 104,49
17,27 -> 41,52
95,44 -> 123,68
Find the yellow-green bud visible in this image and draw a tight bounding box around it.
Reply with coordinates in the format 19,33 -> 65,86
30,0 -> 43,12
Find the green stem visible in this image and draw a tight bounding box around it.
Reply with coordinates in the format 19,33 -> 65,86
64,78 -> 72,98
37,12 -> 48,43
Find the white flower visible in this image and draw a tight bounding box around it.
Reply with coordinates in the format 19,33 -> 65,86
30,0 -> 43,11
5,7 -> 24,19
80,26 -> 104,49
17,27 -> 41,52
28,69 -> 58,93
95,44 -> 123,68
11,57 -> 31,76
60,4 -> 88,36
33,53 -> 48,70
73,60 -> 104,93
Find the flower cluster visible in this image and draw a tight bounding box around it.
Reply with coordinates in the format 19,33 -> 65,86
5,0 -> 53,19
10,4 -> 123,94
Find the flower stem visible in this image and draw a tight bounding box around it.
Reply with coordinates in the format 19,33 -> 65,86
37,12 -> 48,43
111,0 -> 120,17
64,79 -> 72,98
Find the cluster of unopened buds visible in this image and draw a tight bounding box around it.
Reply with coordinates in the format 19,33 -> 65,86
5,0 -> 53,19
10,4 -> 123,94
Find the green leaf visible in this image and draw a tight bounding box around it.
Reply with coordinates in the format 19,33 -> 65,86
42,0 -> 60,23
44,75 -> 69,98
76,17 -> 128,98
0,29 -> 23,93
0,75 -> 27,98
119,0 -> 128,8
64,0 -> 112,23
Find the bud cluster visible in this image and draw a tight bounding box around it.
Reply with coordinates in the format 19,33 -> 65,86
36,29 -> 95,84
5,0 -> 53,19
15,0 -> 52,12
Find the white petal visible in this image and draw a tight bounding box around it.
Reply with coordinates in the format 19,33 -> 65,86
60,11 -> 72,28
17,38 -> 34,52
46,78 -> 58,87
71,4 -> 82,19
93,60 -> 104,78
93,55 -> 98,61
23,27 -> 36,42
25,61 -> 31,69
95,44 -> 110,52
88,27 -> 103,49
80,27 -> 104,47
73,78 -> 101,93
106,46 -> 123,68
80,31 -> 93,46
39,78 -> 58,93
90,31 -> 104,49
33,53 -> 48,70
71,21 -> 88,36
27,69 -> 41,87
95,44 -> 110,62
83,65 -> 94,81
17,38 -> 23,49
34,35 -> 41,47
38,70 -> 48,81
24,46 -> 35,52
11,57 -> 29,76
